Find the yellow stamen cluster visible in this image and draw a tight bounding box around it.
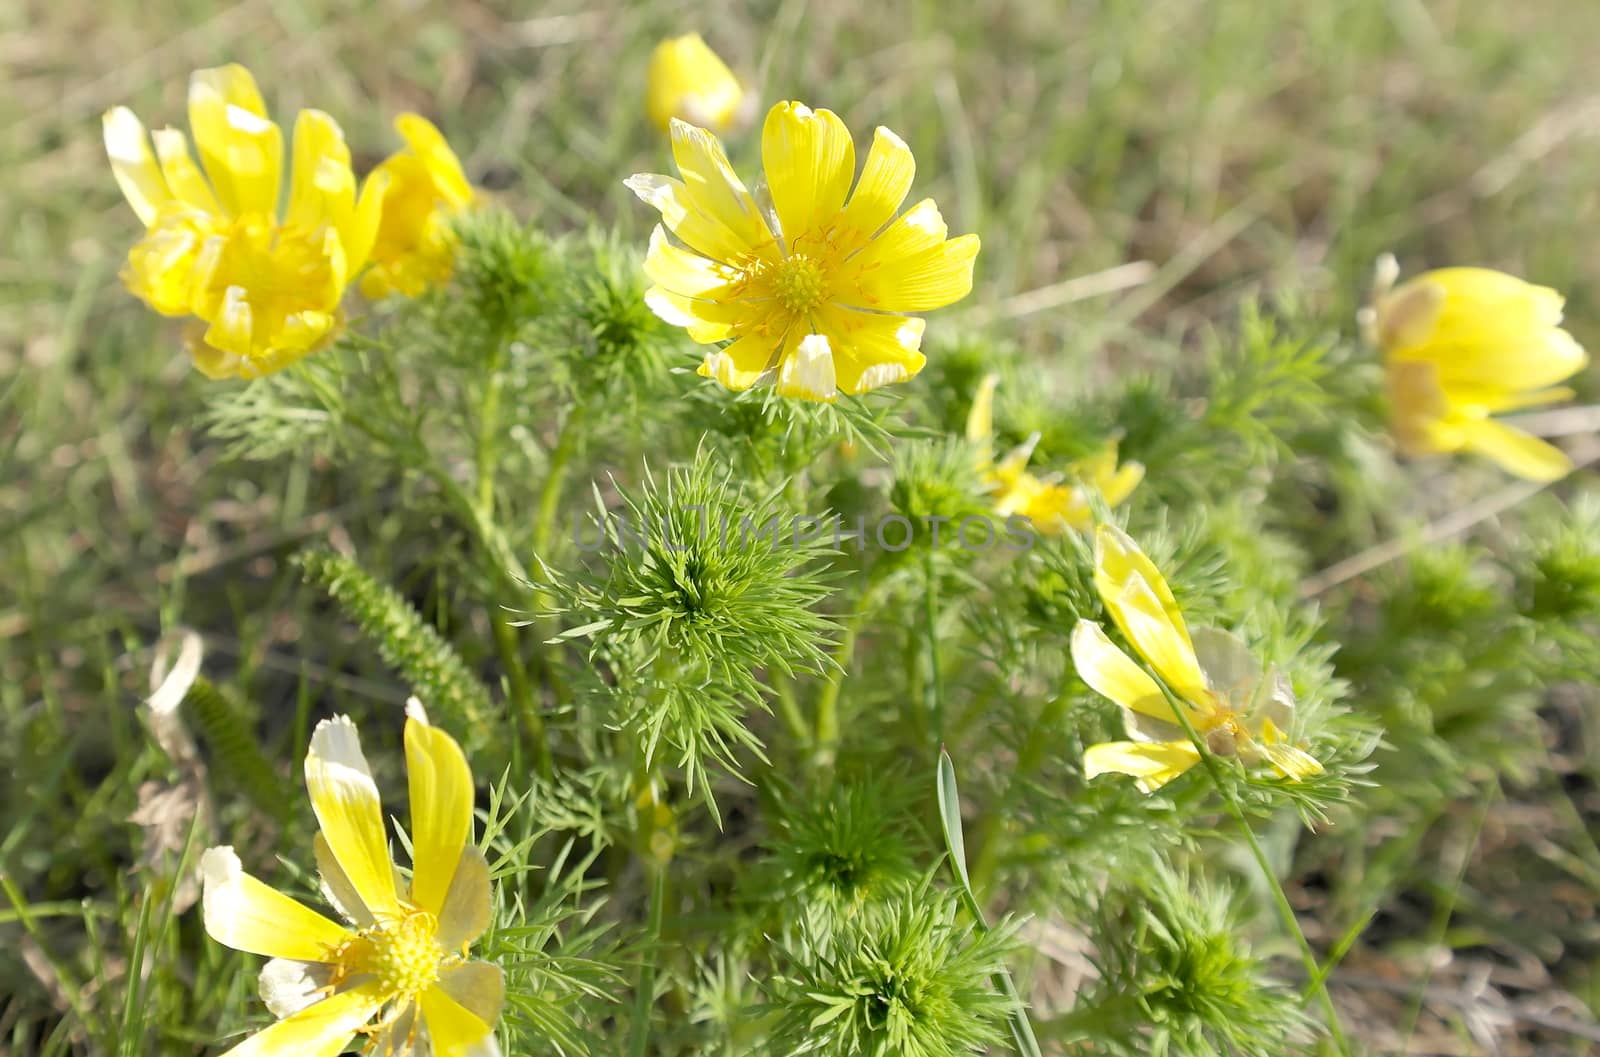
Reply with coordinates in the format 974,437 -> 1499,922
340,910 -> 445,999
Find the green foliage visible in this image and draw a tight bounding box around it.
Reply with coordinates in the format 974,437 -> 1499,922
295,548 -> 495,740
1076,867 -> 1312,1057
547,452 -> 837,807
768,885 -> 1018,1057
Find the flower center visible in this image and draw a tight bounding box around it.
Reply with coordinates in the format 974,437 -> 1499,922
771,254 -> 828,314
343,909 -> 443,998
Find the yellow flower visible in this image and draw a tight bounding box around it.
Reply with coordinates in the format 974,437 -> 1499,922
1070,524 -> 1321,793
103,64 -> 385,380
627,101 -> 980,403
200,703 -> 502,1056
644,33 -> 746,134
1366,256 -> 1588,482
360,114 -> 475,300
964,375 -> 1143,533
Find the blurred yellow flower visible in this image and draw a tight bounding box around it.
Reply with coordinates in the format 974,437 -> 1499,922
104,65 -> 385,379
645,33 -> 745,134
200,704 -> 502,1057
627,101 -> 980,402
965,375 -> 1142,533
1366,256 -> 1587,482
360,114 -> 476,300
1071,524 -> 1321,793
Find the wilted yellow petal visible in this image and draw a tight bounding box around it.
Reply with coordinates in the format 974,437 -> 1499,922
420,981 -> 496,1057
1258,718 -> 1323,781
436,846 -> 492,952
437,960 -> 505,1030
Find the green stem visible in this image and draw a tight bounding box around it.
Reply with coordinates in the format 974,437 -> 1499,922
1397,783 -> 1495,1051
1159,686 -> 1352,1056
475,336 -> 508,516
628,857 -> 670,1057
533,408 -> 583,567
922,551 -> 945,743
813,581 -> 882,766
772,670 -> 809,747
968,686 -> 1070,894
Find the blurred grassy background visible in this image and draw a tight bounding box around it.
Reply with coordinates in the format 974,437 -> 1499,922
4,0 -> 1600,1052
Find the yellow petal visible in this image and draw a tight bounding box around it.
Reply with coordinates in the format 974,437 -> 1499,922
643,287 -> 738,344
217,983 -> 386,1057
815,306 -> 926,395
1461,418 -> 1572,481
699,330 -> 781,390
151,128 -> 222,215
285,109 -> 355,236
1391,268 -> 1587,391
421,981 -> 496,1057
202,285 -> 256,360
1083,739 -> 1202,794
314,832 -> 372,928
394,113 -> 473,209
103,107 -> 171,226
259,958 -> 335,1018
1094,525 -> 1204,697
199,846 -> 350,961
437,960 -> 506,1030
843,204 -> 979,312
645,33 -> 744,133
1069,620 -> 1178,726
667,119 -> 772,259
965,373 -> 999,445
1257,718 -> 1323,781
303,716 -> 400,919
122,210 -> 209,316
836,126 -> 916,256
1099,460 -> 1144,508
761,102 -> 855,246
188,64 -> 282,219
405,700 -> 475,917
436,846 -> 492,951
625,172 -> 770,267
643,225 -> 735,299
775,332 -> 838,403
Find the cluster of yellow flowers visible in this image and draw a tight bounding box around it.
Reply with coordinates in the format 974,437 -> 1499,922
104,36 -> 1593,1056
104,65 -> 473,380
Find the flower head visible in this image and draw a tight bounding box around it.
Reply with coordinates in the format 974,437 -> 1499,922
627,101 -> 980,403
1070,525 -> 1321,793
200,703 -> 502,1056
104,65 -> 385,379
644,33 -> 745,134
1365,256 -> 1588,481
965,375 -> 1142,533
360,114 -> 475,300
